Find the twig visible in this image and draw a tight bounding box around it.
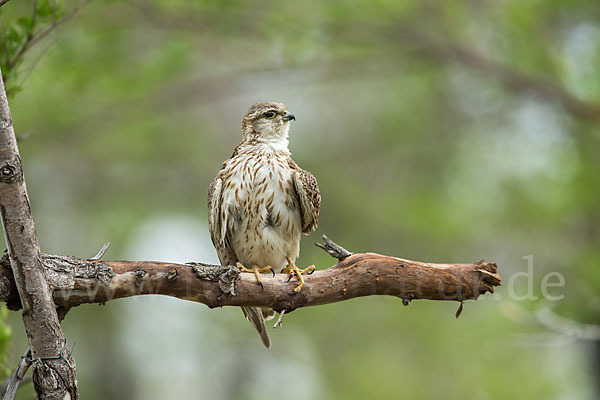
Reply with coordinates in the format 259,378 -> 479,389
314,235 -> 352,261
88,242 -> 110,261
397,26 -> 600,123
0,0 -> 11,8
536,307 -> 600,341
273,310 -> 285,328
502,304 -> 600,346
6,0 -> 38,72
2,347 -> 32,400
15,131 -> 33,143
7,0 -> 91,72
31,0 -> 38,29
455,301 -> 464,318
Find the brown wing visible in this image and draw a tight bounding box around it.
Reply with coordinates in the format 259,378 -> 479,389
289,159 -> 321,234
208,174 -> 271,348
207,176 -> 237,266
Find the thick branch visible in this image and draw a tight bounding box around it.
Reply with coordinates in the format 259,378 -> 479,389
0,239 -> 501,316
0,67 -> 77,399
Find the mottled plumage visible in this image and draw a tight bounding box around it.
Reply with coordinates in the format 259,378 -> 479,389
208,102 -> 320,348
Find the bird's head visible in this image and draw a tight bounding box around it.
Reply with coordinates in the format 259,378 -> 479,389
241,102 -> 295,143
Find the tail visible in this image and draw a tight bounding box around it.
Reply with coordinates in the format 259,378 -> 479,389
241,306 -> 271,348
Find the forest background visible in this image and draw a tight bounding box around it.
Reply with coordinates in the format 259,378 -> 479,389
1,0 -> 599,399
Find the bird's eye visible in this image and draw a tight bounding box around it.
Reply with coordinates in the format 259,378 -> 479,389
264,111 -> 276,118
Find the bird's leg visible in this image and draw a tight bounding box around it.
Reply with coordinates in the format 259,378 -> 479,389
281,257 -> 315,293
236,262 -> 275,289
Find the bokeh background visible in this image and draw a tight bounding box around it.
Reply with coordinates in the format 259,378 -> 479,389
1,0 -> 600,399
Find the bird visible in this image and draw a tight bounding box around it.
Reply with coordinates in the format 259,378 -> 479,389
207,101 -> 320,348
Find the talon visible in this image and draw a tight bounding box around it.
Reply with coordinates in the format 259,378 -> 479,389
253,268 -> 262,288
302,265 -> 315,275
237,263 -> 273,289
293,282 -> 304,293
270,267 -> 276,277
283,257 -> 313,293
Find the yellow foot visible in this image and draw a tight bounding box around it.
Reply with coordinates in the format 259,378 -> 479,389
236,263 -> 275,289
281,257 -> 315,293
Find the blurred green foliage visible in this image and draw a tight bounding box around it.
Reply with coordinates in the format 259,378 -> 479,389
0,306 -> 11,379
1,0 -> 600,399
0,0 -> 66,96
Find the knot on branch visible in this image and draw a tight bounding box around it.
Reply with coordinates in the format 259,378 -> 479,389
0,156 -> 23,184
187,263 -> 240,295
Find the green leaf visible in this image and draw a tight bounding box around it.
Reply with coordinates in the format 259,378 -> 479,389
5,83 -> 22,98
16,16 -> 34,33
36,0 -> 54,18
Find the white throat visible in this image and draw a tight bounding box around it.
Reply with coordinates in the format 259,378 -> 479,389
255,135 -> 290,154
245,121 -> 291,154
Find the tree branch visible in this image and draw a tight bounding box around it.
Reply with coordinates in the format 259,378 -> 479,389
0,236 -> 501,316
6,2 -> 85,73
397,26 -> 600,123
535,307 -> 600,341
0,67 -> 78,399
2,347 -> 32,400
112,2 -> 600,125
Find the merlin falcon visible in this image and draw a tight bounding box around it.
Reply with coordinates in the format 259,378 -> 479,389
207,102 -> 321,348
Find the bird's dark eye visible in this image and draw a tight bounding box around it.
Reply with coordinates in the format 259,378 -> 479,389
264,111 -> 276,118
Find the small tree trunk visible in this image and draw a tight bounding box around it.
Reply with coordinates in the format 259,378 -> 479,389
0,67 -> 78,399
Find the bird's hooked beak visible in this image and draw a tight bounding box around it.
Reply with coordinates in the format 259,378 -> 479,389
282,112 -> 295,122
